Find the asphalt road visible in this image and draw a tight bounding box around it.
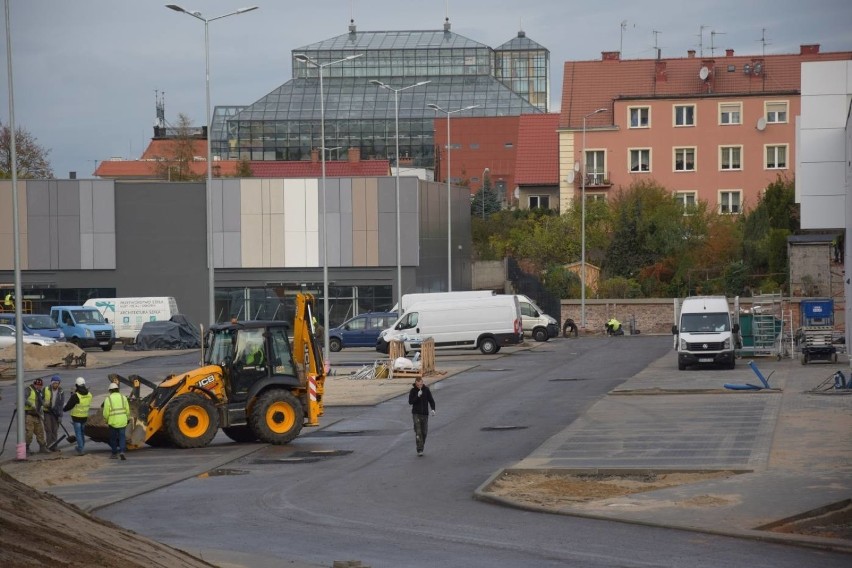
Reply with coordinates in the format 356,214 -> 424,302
90,336 -> 850,568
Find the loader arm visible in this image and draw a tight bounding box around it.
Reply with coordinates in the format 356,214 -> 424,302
292,292 -> 326,425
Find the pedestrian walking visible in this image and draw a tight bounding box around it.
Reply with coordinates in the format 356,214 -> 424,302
103,382 -> 130,460
24,378 -> 49,455
44,375 -> 66,450
408,377 -> 436,456
63,377 -> 92,455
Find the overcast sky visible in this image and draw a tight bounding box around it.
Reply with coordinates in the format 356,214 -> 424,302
2,0 -> 850,179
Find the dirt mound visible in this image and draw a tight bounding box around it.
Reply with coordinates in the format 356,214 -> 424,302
0,468 -> 214,567
0,342 -> 97,371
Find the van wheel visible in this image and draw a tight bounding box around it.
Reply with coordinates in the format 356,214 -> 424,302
533,328 -> 548,342
329,338 -> 342,352
678,361 -> 686,370
479,337 -> 498,355
727,359 -> 736,370
101,344 -> 113,352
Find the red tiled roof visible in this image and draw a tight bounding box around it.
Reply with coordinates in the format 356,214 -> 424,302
140,139 -> 208,160
560,49 -> 852,129
514,114 -> 560,186
249,160 -> 390,177
94,160 -> 238,179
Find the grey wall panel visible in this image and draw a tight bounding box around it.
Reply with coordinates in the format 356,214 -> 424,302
92,181 -> 116,234
93,234 -> 115,269
377,177 -> 395,213
26,216 -> 52,270
339,210 -> 353,266
400,211 -> 420,266
222,179 -> 241,232
57,214 -> 81,270
56,180 -> 80,215
326,212 -> 341,266
377,211 -> 396,266
223,232 -> 241,266
326,178 -> 341,214
79,181 -> 94,233
339,178 -> 352,213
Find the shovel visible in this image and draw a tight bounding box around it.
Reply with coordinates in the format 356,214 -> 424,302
47,433 -> 67,451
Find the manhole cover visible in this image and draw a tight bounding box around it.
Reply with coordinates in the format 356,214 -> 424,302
199,468 -> 249,477
550,378 -> 589,382
252,449 -> 352,464
481,425 -> 529,431
488,368 -> 509,372
302,429 -> 391,437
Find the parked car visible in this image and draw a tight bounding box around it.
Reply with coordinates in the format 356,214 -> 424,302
0,313 -> 66,342
0,323 -> 58,348
328,312 -> 398,352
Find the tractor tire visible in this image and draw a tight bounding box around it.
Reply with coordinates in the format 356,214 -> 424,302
222,425 -> 259,443
329,337 -> 343,352
533,328 -> 549,342
249,389 -> 304,444
164,394 -> 219,448
479,336 -> 498,355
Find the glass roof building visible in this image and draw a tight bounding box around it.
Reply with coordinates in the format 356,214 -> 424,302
210,21 -> 548,168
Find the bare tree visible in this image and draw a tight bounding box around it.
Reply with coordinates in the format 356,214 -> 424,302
151,113 -> 202,181
0,121 -> 54,179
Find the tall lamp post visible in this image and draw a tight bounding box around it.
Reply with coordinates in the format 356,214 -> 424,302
369,80 -> 430,309
426,103 -> 480,291
167,4 -> 258,326
295,53 -> 363,363
580,107 -> 608,329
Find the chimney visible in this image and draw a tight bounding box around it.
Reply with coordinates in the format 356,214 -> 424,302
655,60 -> 667,82
311,149 -> 319,163
726,49 -> 734,57
69,171 -> 77,180
687,50 -> 696,58
602,51 -> 620,61
348,147 -> 361,163
800,44 -> 820,55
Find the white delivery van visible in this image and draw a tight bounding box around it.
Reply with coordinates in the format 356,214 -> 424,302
377,295 -> 522,355
391,290 -> 495,313
515,294 -> 559,342
671,296 -> 740,370
84,297 -> 179,342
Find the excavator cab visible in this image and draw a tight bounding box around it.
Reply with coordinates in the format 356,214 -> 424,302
85,293 -> 326,450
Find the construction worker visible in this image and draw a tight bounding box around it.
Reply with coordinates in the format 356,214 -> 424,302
606,317 -> 623,336
63,377 -> 92,455
44,375 -> 66,451
103,382 -> 130,460
24,378 -> 49,455
3,292 -> 13,311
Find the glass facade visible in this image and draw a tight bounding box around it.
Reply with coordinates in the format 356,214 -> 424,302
493,31 -> 550,112
210,27 -> 546,167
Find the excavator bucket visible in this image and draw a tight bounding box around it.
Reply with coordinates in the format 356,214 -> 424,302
83,373 -> 162,450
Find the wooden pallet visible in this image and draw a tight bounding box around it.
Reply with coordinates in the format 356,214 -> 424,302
388,338 -> 436,379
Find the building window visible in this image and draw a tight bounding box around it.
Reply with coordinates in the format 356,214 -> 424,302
585,194 -> 606,203
720,146 -> 742,170
629,106 -> 650,128
765,101 -> 788,124
674,147 -> 696,172
765,144 -> 788,169
629,148 -> 651,172
529,195 -> 550,209
675,191 -> 697,213
584,149 -> 606,184
719,102 -> 742,125
674,105 -> 695,127
719,190 -> 741,214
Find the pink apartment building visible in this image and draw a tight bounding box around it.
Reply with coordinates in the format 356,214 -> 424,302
558,45 -> 852,213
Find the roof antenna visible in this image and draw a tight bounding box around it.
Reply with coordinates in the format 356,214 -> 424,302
619,20 -> 634,57
348,0 -> 356,33
759,28 -> 771,56
652,30 -> 662,59
698,24 -> 708,57
710,30 -> 725,57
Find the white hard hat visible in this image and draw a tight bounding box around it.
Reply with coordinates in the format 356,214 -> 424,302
75,377 -> 86,386
108,382 -> 119,390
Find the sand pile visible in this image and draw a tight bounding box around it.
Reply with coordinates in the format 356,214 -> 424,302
0,342 -> 97,371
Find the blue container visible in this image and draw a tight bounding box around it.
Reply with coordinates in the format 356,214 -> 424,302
801,299 -> 834,326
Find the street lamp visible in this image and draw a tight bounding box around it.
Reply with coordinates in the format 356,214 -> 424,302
167,4 -> 258,326
580,107 -> 608,329
369,79 -> 430,309
426,103 -> 480,291
481,167 -> 490,220
295,52 -> 363,363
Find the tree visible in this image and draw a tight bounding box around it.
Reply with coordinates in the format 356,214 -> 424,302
234,158 -> 253,178
741,175 -> 797,290
470,170 -> 501,218
0,121 -> 54,179
151,113 -> 202,181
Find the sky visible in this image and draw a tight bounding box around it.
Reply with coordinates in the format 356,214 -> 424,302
1,0 -> 851,179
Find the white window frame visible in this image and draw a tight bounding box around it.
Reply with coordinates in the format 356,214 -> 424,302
585,194 -> 606,203
673,147 -> 696,172
719,145 -> 743,171
673,104 -> 696,127
528,195 -> 550,209
629,148 -> 652,173
765,100 -> 789,124
765,144 -> 788,169
628,106 -> 650,129
674,191 -> 697,213
719,102 -> 742,125
584,149 -> 607,184
718,190 -> 742,215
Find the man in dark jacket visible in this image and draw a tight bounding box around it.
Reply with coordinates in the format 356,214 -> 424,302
407,377 -> 436,456
44,375 -> 66,450
63,377 -> 92,455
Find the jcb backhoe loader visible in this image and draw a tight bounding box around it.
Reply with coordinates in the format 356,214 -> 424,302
85,293 -> 326,449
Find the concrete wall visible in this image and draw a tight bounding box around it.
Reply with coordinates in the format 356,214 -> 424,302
472,259 -> 506,290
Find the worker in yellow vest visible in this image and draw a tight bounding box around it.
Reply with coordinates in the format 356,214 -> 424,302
63,377 -> 92,456
103,382 -> 130,460
24,378 -> 49,455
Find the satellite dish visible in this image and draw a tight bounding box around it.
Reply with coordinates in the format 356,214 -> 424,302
699,66 -> 710,81
756,117 -> 767,131
573,161 -> 580,172
513,187 -> 520,199
566,171 -> 575,184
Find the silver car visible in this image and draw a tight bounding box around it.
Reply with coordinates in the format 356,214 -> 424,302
0,323 -> 58,348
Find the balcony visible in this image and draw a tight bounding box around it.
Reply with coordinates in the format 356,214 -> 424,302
579,171 -> 612,188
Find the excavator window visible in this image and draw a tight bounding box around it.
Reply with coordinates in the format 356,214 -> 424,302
269,327 -> 296,376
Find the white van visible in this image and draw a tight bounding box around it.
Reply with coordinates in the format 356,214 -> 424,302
515,294 -> 559,342
84,297 -> 179,343
672,296 -> 740,370
377,295 -> 522,355
391,290 -> 495,313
